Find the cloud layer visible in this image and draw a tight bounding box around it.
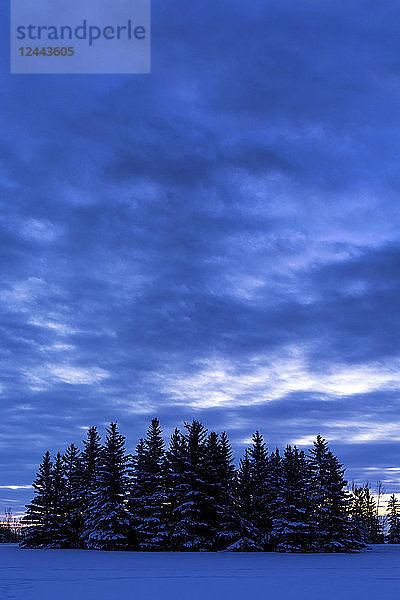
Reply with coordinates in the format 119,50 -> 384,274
1,0 -> 400,512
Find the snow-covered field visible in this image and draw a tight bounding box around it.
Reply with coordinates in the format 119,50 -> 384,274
1,544 -> 400,600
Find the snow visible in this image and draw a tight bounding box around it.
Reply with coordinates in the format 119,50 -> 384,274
2,543 -> 400,600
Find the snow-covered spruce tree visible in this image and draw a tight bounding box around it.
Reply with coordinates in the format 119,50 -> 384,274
61,444 -> 83,548
308,436 -> 358,551
168,420 -> 212,551
21,451 -> 54,548
386,494 -> 400,543
130,418 -> 168,550
84,423 -> 131,550
247,431 -> 273,548
215,437 -> 262,552
164,428 -> 186,549
272,445 -> 315,552
45,452 -> 67,548
201,430 -> 241,550
129,437 -> 146,549
22,451 -> 67,549
200,431 -> 221,547
235,449 -> 252,518
348,485 -> 369,545
80,426 -> 102,547
212,431 -> 238,549
268,449 -> 282,525
218,432 -> 236,491
81,427 -> 102,499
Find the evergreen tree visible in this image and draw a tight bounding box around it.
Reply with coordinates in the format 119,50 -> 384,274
130,438 -> 146,496
218,432 -> 236,490
168,420 -> 211,551
308,436 -> 357,551
80,427 -> 102,547
221,446 -> 263,552
202,431 -> 222,547
268,449 -> 282,525
81,427 -> 102,500
131,418 -> 168,550
164,428 -> 186,549
61,444 -> 83,548
348,485 -> 369,544
272,445 -> 314,552
387,494 -> 400,543
213,432 -> 237,546
202,430 -> 241,550
236,449 -> 253,518
21,451 -> 54,548
248,431 -> 272,548
84,423 -> 131,550
46,452 -> 66,548
129,437 -> 146,549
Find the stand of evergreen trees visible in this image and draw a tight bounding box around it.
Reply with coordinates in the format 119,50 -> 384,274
349,483 -> 385,544
19,420 -> 395,552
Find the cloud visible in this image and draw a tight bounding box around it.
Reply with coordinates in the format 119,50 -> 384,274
0,485 -> 32,490
2,0 -> 400,513
26,364 -> 110,389
161,350 -> 400,409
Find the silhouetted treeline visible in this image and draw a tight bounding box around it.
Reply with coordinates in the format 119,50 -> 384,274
20,419 -> 397,552
0,509 -> 21,543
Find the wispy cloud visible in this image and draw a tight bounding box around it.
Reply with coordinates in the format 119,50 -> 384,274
0,485 -> 32,490
162,351 -> 400,409
25,364 -> 110,389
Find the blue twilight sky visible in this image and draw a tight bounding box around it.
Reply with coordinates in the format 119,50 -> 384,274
1,0 -> 400,514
